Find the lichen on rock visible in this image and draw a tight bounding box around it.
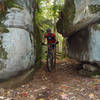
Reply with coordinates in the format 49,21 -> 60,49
0,37 -> 8,60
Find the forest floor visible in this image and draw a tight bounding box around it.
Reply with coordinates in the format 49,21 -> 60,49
0,59 -> 100,100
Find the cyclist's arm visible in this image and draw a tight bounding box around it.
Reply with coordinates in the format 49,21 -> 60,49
43,37 -> 46,43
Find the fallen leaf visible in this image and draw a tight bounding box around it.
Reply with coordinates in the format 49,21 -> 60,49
89,93 -> 94,99
98,80 -> 100,83
39,98 -> 45,100
61,86 -> 67,89
60,92 -> 69,100
21,92 -> 28,97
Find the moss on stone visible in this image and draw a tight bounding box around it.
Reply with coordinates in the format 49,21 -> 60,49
33,11 -> 42,65
0,61 -> 5,70
0,27 -> 9,33
58,0 -> 75,33
0,0 -> 23,25
0,0 -> 16,22
34,23 -> 42,65
93,23 -> 100,30
11,4 -> 24,10
0,0 -> 24,38
0,38 -> 8,60
0,11 -> 7,25
4,0 -> 23,10
89,5 -> 100,14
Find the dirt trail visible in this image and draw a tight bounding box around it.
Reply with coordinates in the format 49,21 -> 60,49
0,59 -> 100,100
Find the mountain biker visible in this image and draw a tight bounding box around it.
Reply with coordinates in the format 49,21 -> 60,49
42,28 -> 58,62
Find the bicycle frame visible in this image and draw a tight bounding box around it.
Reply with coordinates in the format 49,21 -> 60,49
43,43 -> 56,72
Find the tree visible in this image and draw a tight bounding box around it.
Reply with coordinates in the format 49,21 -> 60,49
35,0 -> 65,59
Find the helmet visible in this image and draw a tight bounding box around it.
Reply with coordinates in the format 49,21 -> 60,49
46,28 -> 51,33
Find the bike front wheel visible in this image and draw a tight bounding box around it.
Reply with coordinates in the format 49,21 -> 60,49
47,53 -> 53,72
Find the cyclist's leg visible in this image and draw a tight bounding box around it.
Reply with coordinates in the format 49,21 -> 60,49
54,48 -> 56,61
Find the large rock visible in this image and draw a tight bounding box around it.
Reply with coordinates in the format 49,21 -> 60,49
0,0 -> 35,79
57,0 -> 100,65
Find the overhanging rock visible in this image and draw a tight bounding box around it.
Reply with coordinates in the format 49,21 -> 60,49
57,0 -> 100,65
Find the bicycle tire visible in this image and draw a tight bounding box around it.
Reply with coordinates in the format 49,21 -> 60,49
47,51 -> 53,72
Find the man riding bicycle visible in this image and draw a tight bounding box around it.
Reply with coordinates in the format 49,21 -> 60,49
42,28 -> 58,63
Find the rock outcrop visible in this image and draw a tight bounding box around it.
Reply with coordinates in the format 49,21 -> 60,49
57,0 -> 100,65
0,0 -> 36,79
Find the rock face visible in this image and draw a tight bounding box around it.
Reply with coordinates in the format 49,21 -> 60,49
57,0 -> 100,65
0,0 -> 35,79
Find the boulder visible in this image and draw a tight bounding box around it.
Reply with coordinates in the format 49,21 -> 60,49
57,0 -> 100,66
0,0 -> 35,79
83,64 -> 97,72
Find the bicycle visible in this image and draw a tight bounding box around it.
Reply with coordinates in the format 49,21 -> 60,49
42,43 -> 57,72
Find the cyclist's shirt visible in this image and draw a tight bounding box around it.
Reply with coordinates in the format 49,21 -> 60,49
45,33 -> 56,43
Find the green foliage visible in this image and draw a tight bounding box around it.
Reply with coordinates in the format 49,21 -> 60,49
35,0 -> 64,60
35,0 -> 64,32
0,38 -> 8,60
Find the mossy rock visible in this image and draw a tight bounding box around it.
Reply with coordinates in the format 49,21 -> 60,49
93,23 -> 100,30
0,27 -> 9,33
79,69 -> 100,77
0,11 -> 7,24
0,0 -> 24,25
62,0 -> 75,31
0,38 -> 8,60
89,5 -> 100,14
57,0 -> 75,34
4,0 -> 23,10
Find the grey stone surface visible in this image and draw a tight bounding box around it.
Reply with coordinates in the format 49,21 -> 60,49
0,0 -> 35,79
67,24 -> 100,65
67,28 -> 90,61
57,0 -> 100,66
